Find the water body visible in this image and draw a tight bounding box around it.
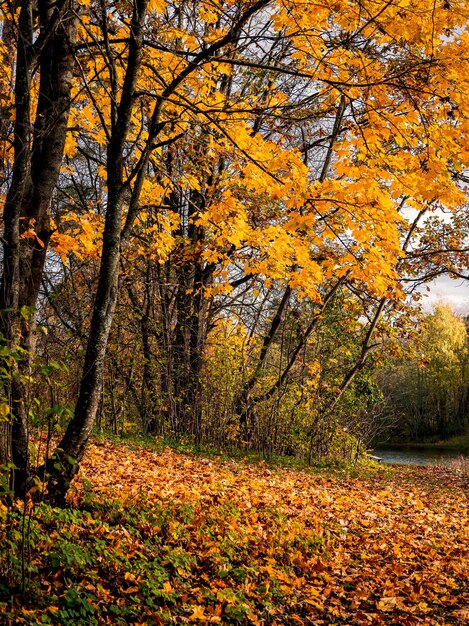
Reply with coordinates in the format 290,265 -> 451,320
373,446 -> 469,466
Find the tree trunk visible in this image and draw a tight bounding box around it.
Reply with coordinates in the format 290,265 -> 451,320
0,0 -> 76,497
168,187 -> 213,440
234,285 -> 292,439
44,0 -> 149,506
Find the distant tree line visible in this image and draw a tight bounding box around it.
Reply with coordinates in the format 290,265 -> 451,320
377,305 -> 469,443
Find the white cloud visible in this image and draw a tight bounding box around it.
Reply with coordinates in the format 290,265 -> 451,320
420,276 -> 469,314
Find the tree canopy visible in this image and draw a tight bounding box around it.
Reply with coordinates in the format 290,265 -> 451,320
0,0 -> 468,503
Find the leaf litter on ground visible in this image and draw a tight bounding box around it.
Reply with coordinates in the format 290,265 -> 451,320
0,439 -> 467,625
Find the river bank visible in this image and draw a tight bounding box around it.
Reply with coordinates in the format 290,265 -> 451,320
373,435 -> 469,466
376,434 -> 469,450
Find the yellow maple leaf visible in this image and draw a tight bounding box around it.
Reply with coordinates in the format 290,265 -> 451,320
148,0 -> 166,14
190,605 -> 207,621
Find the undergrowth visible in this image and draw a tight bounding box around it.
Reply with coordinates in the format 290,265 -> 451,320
0,439 -> 467,625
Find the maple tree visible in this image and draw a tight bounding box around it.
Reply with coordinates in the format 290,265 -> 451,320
0,0 -> 468,503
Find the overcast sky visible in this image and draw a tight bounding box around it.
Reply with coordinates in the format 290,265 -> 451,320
421,276 -> 469,314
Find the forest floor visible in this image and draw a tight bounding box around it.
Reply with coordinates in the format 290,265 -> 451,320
0,439 -> 468,625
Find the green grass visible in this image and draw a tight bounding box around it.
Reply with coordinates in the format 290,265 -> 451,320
95,430 -> 374,476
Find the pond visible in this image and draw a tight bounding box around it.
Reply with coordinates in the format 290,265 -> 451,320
372,446 -> 469,466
